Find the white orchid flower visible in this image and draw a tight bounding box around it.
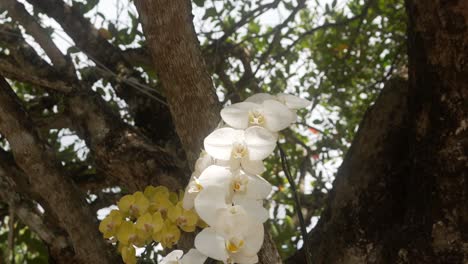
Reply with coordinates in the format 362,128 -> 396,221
160,250 -> 183,264
245,93 -> 311,110
220,100 -> 296,132
194,150 -> 214,176
182,176 -> 203,210
195,188 -> 269,228
160,249 -> 207,264
193,166 -> 271,224
195,208 -> 264,264
182,151 -> 215,210
204,126 -> 276,175
182,93 -> 311,263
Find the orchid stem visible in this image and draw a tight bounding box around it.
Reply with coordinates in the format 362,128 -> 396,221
278,143 -> 313,264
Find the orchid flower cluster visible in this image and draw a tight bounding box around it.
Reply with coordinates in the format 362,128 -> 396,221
163,93 -> 311,264
98,93 -> 310,264
98,186 -> 204,264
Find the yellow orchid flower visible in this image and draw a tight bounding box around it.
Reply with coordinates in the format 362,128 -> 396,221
119,244 -> 136,264
144,185 -> 169,201
153,220 -> 181,248
135,211 -> 164,241
99,210 -> 123,238
167,202 -> 199,232
169,191 -> 179,205
144,186 -> 174,214
117,191 -> 150,218
116,221 -> 145,246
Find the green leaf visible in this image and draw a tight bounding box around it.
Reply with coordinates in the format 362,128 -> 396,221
193,0 -> 205,7
202,7 -> 217,20
83,0 -> 99,13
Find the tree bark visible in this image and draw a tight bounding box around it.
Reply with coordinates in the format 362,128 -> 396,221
287,1 -> 467,263
0,77 -> 119,263
134,0 -> 220,166
0,150 -> 76,263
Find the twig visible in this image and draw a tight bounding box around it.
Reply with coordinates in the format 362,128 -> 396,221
278,143 -> 313,264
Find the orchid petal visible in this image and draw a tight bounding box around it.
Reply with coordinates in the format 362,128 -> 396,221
241,223 -> 264,255
195,228 -> 229,262
276,93 -> 311,109
160,250 -> 183,264
204,127 -> 241,160
182,189 -> 197,210
232,196 -> 269,223
240,159 -> 266,175
231,253 -> 259,264
194,187 -> 227,226
244,126 -> 276,160
180,249 -> 207,264
262,100 -> 296,131
214,205 -> 251,238
245,93 -> 276,103
221,102 -> 258,129
245,174 -> 272,199
197,165 -> 232,190
194,151 -> 214,173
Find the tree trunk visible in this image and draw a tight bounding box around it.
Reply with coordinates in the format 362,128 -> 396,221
287,1 -> 467,263
134,0 -> 220,167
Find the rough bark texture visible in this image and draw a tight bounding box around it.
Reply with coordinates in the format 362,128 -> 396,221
287,1 -> 467,263
134,0 -> 221,166
0,77 -> 118,263
0,150 -> 75,263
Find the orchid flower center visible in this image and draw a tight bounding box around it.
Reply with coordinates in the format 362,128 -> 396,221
232,174 -> 248,193
106,223 -> 114,232
188,179 -> 203,194
128,233 -> 138,244
158,207 -> 168,218
143,223 -> 153,232
176,216 -> 187,227
225,236 -> 245,253
248,109 -> 265,125
129,204 -> 139,216
232,142 -> 248,159
228,205 -> 239,214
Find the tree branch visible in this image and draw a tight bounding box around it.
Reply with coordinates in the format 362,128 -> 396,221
0,55 -> 71,93
0,76 -> 118,263
0,0 -> 68,69
26,0 -> 176,142
0,155 -> 75,262
0,27 -> 185,192
214,0 -> 281,44
254,0 -> 307,75
275,0 -> 374,61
